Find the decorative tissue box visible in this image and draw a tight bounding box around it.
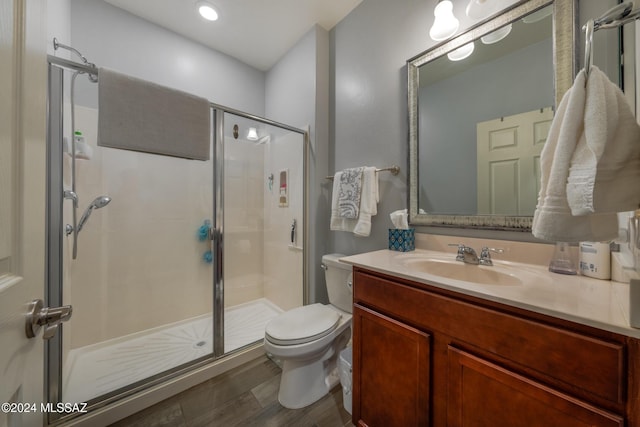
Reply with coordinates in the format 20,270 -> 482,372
388,228 -> 415,252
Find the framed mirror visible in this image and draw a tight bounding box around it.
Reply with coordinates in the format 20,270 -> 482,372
408,0 -> 577,230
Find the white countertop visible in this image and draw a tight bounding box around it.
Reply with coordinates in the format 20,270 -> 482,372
341,249 -> 640,339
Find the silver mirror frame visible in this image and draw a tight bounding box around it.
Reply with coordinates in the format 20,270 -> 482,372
408,0 -> 577,231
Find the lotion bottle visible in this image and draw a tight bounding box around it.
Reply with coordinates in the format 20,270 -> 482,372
579,241 -> 611,280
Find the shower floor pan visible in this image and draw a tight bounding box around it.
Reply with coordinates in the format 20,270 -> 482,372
62,298 -> 282,403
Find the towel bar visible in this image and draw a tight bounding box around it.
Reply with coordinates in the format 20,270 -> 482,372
325,165 -> 400,180
583,2 -> 640,80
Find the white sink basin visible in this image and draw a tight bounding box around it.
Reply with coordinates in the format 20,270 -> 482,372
400,258 -> 524,286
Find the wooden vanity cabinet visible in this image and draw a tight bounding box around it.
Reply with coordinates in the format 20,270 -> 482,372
353,305 -> 431,427
351,267 -> 640,427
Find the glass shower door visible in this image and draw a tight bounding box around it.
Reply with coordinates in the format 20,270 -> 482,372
218,112 -> 306,354
48,64 -> 215,410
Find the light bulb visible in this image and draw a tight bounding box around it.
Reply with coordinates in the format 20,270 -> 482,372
429,1 -> 459,41
197,2 -> 218,21
481,24 -> 512,44
522,6 -> 552,24
447,42 -> 475,61
466,0 -> 489,20
247,127 -> 258,141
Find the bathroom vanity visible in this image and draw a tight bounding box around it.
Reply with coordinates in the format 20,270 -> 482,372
342,249 -> 640,427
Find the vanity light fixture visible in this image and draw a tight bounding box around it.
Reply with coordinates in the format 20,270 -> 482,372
197,1 -> 219,21
429,0 -> 460,41
247,127 -> 258,141
447,42 -> 475,61
481,23 -> 512,44
466,0 -> 509,21
466,0 -> 490,20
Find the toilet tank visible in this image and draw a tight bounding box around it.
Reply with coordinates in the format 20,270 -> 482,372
322,254 -> 353,313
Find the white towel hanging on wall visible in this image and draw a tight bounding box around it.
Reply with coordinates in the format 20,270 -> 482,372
532,66 -> 640,242
330,167 -> 379,237
336,167 -> 365,219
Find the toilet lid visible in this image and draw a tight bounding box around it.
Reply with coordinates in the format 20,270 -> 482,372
265,303 -> 341,346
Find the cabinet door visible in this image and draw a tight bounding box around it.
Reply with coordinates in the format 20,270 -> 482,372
353,304 -> 431,427
447,346 -> 623,427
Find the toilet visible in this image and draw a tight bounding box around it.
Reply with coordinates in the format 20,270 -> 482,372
264,253 -> 353,409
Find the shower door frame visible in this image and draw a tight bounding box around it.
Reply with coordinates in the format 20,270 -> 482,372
211,105 -> 310,355
45,56 -> 309,425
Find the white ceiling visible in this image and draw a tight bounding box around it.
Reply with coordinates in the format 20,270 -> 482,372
104,0 -> 363,71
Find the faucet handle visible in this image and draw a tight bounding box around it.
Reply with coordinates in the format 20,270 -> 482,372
479,247 -> 504,266
482,247 -> 504,253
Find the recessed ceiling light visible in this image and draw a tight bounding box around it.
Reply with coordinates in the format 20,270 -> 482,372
197,1 -> 219,21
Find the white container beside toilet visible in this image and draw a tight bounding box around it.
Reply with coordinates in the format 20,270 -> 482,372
264,253 -> 353,409
339,346 -> 353,414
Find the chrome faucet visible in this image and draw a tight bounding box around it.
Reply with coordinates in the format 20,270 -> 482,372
449,244 -> 479,265
450,244 -> 504,266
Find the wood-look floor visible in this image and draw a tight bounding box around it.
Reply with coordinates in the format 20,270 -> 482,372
109,355 -> 354,427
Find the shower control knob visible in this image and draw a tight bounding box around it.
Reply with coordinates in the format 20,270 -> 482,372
25,299 -> 73,340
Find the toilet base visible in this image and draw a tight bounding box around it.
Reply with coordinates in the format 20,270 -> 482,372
276,328 -> 350,409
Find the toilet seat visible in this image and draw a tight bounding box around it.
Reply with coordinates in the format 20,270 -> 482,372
265,303 -> 341,346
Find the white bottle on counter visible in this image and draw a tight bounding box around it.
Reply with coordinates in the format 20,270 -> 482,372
579,242 -> 611,280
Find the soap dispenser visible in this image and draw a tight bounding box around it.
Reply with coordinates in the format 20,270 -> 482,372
548,242 -> 577,275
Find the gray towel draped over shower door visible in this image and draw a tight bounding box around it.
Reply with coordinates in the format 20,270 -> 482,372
98,68 -> 211,161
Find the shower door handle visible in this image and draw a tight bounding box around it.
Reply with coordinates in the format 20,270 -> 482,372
25,299 -> 73,340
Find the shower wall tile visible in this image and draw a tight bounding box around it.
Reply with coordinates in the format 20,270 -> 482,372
224,140 -> 265,308
263,132 -> 304,310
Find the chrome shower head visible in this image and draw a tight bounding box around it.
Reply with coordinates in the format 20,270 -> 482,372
92,196 -> 111,209
77,196 -> 111,233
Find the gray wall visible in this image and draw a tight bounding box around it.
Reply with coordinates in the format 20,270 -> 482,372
47,0 -> 71,56
329,0 -> 514,254
69,0 -> 265,114
330,0 -> 425,255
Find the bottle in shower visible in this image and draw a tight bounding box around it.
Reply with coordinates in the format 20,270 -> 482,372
73,130 -> 93,160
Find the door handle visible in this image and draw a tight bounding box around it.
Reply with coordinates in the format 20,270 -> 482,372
25,299 -> 73,340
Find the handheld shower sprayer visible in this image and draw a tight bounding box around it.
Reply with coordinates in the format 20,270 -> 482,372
76,196 -> 111,233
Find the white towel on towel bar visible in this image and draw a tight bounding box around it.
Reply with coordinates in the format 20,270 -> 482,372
532,66 -> 640,242
330,167 -> 378,237
566,67 -> 640,215
98,68 -> 211,161
337,167 -> 365,219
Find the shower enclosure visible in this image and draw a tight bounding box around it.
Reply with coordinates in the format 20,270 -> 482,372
46,57 -> 307,424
